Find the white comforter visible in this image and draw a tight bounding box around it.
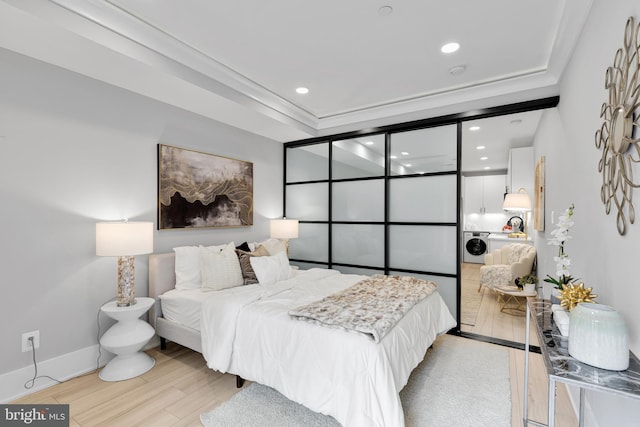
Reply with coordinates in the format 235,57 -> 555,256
200,268 -> 456,427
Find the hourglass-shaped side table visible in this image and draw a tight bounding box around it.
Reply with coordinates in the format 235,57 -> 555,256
99,297 -> 155,381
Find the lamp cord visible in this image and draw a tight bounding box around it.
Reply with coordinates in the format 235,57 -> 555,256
96,297 -> 116,369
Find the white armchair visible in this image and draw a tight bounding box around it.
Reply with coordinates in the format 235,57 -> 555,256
479,243 -> 536,291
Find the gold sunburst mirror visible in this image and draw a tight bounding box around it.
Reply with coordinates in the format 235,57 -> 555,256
595,16 -> 640,235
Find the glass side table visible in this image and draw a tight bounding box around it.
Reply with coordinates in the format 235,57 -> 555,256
99,297 -> 156,381
524,298 -> 640,427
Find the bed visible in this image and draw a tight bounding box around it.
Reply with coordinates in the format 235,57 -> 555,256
149,250 -> 456,427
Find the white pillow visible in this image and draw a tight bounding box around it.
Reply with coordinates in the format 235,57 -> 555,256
174,244 -> 227,290
173,246 -> 201,290
250,251 -> 291,286
252,238 -> 288,255
200,242 -> 243,291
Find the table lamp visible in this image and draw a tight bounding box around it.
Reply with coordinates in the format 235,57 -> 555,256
503,188 -> 532,241
96,221 -> 154,306
270,218 -> 299,256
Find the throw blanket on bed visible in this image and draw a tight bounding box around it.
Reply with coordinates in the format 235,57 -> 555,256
289,274 -> 437,342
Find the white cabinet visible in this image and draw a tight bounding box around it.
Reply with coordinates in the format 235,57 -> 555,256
464,174 -> 506,214
508,147 -> 534,195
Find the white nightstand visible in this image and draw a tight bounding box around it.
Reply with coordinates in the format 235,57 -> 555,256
99,297 -> 156,381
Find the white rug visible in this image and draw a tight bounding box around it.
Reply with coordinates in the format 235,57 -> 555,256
201,335 -> 511,426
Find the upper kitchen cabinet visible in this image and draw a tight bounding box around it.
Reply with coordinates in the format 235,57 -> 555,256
507,147 -> 534,195
464,174 -> 506,214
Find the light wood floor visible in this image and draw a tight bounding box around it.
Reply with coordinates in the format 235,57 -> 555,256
14,339 -> 577,426
461,262 -> 538,345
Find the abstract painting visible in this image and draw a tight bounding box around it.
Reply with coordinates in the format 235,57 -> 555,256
158,144 -> 253,229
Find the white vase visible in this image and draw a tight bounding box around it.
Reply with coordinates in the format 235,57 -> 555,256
568,303 -> 629,371
523,283 -> 536,293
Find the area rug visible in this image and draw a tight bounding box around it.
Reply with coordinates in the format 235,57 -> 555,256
200,335 -> 510,427
461,278 -> 485,326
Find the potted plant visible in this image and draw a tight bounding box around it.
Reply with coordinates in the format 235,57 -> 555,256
516,274 -> 538,293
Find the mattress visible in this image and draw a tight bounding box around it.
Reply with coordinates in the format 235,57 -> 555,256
158,288 -> 210,331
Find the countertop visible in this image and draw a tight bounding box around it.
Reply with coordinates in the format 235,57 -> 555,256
488,233 -> 531,242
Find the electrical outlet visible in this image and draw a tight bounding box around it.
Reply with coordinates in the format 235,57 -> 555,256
21,330 -> 40,352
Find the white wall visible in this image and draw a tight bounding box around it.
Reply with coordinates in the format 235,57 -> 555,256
533,0 -> 640,424
0,48 -> 283,398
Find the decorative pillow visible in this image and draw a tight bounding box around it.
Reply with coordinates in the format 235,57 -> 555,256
174,244 -> 229,289
250,251 -> 291,286
251,238 -> 288,255
200,242 -> 244,291
236,241 -> 251,252
173,246 -> 202,290
236,245 -> 270,285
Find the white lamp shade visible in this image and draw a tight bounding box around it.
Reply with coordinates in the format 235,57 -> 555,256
96,222 -> 154,256
270,219 -> 299,239
503,192 -> 531,211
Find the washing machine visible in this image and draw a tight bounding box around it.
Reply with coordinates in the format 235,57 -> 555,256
463,231 -> 489,263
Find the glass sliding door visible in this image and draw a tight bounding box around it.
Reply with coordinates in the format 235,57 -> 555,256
388,125 -> 458,318
284,96 -> 559,348
284,125 -> 459,320
331,135 -> 386,274
286,143 -> 330,268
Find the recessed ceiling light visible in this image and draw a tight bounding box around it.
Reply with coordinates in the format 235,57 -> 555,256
441,42 -> 460,54
476,145 -> 486,150
404,164 -> 412,167
296,87 -> 309,94
484,166 -> 491,170
469,126 -> 480,131
364,141 -> 374,145
449,65 -> 466,75
401,151 -> 409,156
390,155 -> 398,159
480,156 -> 488,160
378,5 -> 393,15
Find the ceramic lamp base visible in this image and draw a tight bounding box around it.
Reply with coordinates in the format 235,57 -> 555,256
569,303 -> 629,371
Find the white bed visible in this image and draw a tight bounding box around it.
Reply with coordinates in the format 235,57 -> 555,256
149,252 -> 456,427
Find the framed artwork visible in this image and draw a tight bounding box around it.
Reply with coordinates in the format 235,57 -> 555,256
158,144 -> 253,229
534,156 -> 545,231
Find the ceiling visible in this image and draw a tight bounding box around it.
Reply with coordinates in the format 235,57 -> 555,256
0,1 -> 592,142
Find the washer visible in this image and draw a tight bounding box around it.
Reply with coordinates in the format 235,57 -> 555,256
463,231 -> 489,263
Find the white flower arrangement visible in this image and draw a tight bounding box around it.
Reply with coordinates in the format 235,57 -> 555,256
544,204 -> 576,290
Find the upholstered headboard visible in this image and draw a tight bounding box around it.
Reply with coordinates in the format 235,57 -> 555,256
148,252 -> 176,328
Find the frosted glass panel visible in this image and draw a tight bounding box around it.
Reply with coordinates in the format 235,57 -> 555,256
289,223 -> 328,262
333,180 -> 384,221
332,135 -> 385,179
390,272 -> 457,320
286,144 -> 328,182
333,266 -> 384,276
332,224 -> 384,267
390,175 -> 457,222
390,125 -> 457,175
286,183 -> 328,220
389,225 -> 457,274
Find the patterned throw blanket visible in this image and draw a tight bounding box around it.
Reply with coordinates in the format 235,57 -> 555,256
289,275 -> 437,343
